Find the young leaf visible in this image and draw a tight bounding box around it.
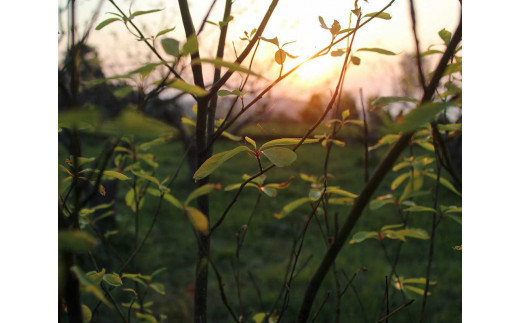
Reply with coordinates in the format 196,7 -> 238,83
318,16 -> 328,29
262,147 -> 297,167
330,20 -> 341,35
370,195 -> 395,210
102,170 -> 130,181
381,223 -> 404,231
191,58 -> 263,78
167,79 -> 208,97
260,36 -> 279,47
130,9 -> 163,19
351,56 -> 361,65
193,146 -> 250,180
446,214 -> 462,224
182,35 -> 199,55
326,187 -> 358,198
221,131 -> 242,141
260,138 -> 318,150
71,266 -> 111,307
331,49 -> 346,57
423,172 -> 462,196
185,183 -> 221,205
156,26 -> 176,38
86,268 -> 106,285
245,136 -> 257,149
95,18 -> 120,30
184,207 -> 209,235
82,304 -> 92,323
391,172 -> 410,190
161,38 -> 180,56
103,273 -> 123,287
357,47 -> 396,55
149,282 -> 166,295
274,197 -> 311,219
261,186 -> 277,197
147,188 -> 183,209
438,28 -> 452,46
275,49 -> 287,65
349,231 -> 379,244
136,313 -> 158,323
403,205 -> 438,213
224,183 -> 258,192
403,285 -> 430,296
399,228 -> 430,240
363,12 -> 392,20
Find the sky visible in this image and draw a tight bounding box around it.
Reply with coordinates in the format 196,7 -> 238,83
59,0 -> 461,104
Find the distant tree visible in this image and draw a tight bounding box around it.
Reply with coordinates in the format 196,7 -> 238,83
299,93 -> 324,123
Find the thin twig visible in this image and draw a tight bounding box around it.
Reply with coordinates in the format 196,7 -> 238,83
378,299 -> 415,322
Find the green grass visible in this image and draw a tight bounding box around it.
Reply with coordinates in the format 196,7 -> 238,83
60,135 -> 461,322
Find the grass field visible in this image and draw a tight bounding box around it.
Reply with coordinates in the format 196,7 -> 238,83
61,134 -> 461,322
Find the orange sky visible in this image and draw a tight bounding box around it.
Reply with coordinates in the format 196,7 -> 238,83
59,0 -> 460,101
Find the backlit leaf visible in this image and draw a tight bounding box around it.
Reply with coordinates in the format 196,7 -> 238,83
403,205 -> 438,214
150,282 -> 166,295
262,147 -> 297,167
82,304 -> 92,323
86,268 -> 106,285
438,28 -> 452,46
95,18 -> 120,30
372,96 -> 418,108
423,172 -> 461,196
326,187 -> 358,198
349,231 -> 379,244
147,188 -> 183,209
274,49 -> 287,64
192,58 -> 263,78
182,35 -> 199,55
351,56 -> 361,65
161,38 -> 180,56
130,9 -> 163,19
184,207 -> 209,235
156,26 -> 176,38
58,231 -> 97,253
185,183 -> 221,205
260,138 -> 318,150
391,173 -> 410,190
193,146 -> 250,180
167,79 -> 208,97
71,266 -> 111,307
245,136 -> 257,149
102,170 -> 130,181
274,197 -> 311,219
260,36 -> 279,47
103,273 -> 123,287
318,16 -> 328,29
364,12 -> 392,20
357,47 -> 396,55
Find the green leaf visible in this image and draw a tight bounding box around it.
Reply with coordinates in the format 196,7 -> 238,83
191,58 -> 263,78
113,86 -> 133,99
150,282 -> 166,295
441,205 -> 462,214
103,273 -> 123,287
128,63 -> 161,78
438,28 -> 452,46
182,35 -> 199,55
86,268 -> 106,285
95,18 -> 120,30
403,205 -> 438,214
260,138 -> 318,150
275,197 -> 311,219
262,147 -> 297,167
415,141 -> 435,152
156,26 -> 176,38
402,277 -> 436,285
147,188 -> 183,209
372,96 -> 418,108
245,136 -> 257,149
423,172 -> 462,196
395,101 -> 456,133
419,49 -> 443,57
309,188 -> 323,201
193,146 -> 250,180
357,47 -> 396,55
261,186 -> 277,197
136,313 -> 158,323
161,38 -> 180,56
326,187 -> 358,198
400,174 -> 424,201
71,266 -> 111,307
130,9 -> 163,19
349,231 -> 379,244
82,304 -> 92,323
391,173 -> 410,190
381,223 -> 404,232
184,207 -> 209,235
185,183 -> 221,205
260,36 -> 279,47
221,131 -> 242,141
369,134 -> 400,151
351,56 -> 361,65
364,12 -> 392,20
370,195 -> 395,210
253,313 -> 267,323
275,49 -> 287,64
398,228 -> 430,240
167,79 -> 208,97
58,231 -> 97,253
102,170 -> 130,181
224,183 -> 258,192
